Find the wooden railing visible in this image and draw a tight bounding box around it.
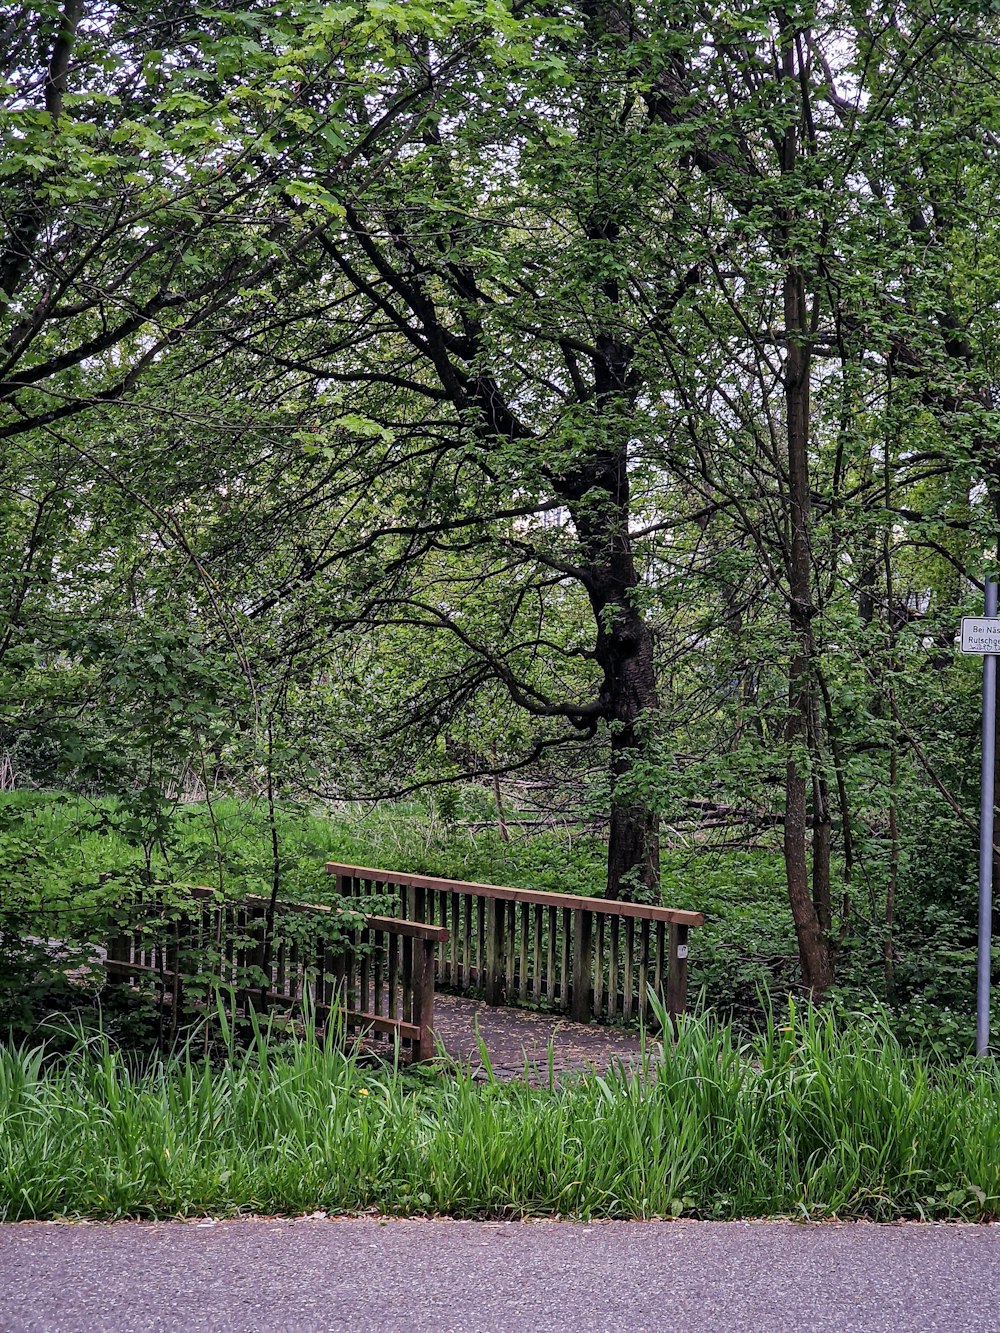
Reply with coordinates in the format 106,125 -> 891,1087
326,863 -> 704,1027
105,887 -> 448,1061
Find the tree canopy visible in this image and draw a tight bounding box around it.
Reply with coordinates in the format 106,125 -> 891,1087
4,0 -> 1000,1001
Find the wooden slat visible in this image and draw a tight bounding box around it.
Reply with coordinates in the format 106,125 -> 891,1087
346,1010 -> 422,1042
413,936 -> 436,1061
288,936 -> 299,1002
106,960 -> 420,1048
482,895 -> 490,991
667,921 -> 690,1018
183,888 -> 444,939
609,916 -> 619,1020
224,909 -> 236,994
373,936 -> 384,1016
594,914 -> 605,1018
532,903 -> 543,1001
571,909 -> 592,1023
451,892 -> 461,988
359,927 -> 370,1016
506,899 -> 516,997
559,907 -> 570,1011
525,901 -> 533,997
318,925 -> 331,1014
485,898 -> 503,1004
623,916 -> 635,1022
638,918 -> 650,1022
276,938 -> 286,1000
438,892 -> 448,983
402,934 -> 413,1024
387,932 -> 399,1020
546,906 -> 556,1003
362,916 -> 448,942
466,890 -> 474,986
653,920 -> 665,1006
105,958 -> 161,980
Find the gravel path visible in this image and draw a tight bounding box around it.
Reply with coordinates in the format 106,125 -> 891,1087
427,993 -> 647,1079
2,1216 -> 999,1332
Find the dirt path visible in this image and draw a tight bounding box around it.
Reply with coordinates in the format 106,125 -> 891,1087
427,993 -> 648,1080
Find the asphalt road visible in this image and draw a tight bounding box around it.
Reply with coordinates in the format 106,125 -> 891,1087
2,1216 -> 999,1333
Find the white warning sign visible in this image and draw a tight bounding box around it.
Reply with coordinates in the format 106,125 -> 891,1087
961,618 -> 1000,654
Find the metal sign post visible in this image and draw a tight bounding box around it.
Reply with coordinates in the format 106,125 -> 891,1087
962,583 -> 999,1055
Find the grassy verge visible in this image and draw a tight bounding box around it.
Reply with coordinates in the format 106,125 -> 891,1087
2,1004 -> 998,1224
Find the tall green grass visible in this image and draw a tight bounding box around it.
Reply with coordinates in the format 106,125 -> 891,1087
3,1002 -> 999,1223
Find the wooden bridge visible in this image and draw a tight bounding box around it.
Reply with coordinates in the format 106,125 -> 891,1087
105,868 -> 703,1063
327,863 -> 703,1027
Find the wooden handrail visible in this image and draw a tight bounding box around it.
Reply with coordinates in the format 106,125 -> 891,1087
325,862 -> 705,927
327,860 -> 702,1027
365,915 -> 449,942
183,886 -> 449,941
105,887 -> 444,1061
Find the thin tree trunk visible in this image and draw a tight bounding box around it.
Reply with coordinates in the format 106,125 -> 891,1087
779,30 -> 833,992
885,747 -> 898,993
817,670 -> 855,888
785,647 -> 832,994
782,262 -> 832,990
259,717 -> 281,1014
810,764 -> 833,934
491,746 -> 509,844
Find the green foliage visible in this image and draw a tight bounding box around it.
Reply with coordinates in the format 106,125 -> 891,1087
4,0 -> 1000,1023
0,790 -> 380,1043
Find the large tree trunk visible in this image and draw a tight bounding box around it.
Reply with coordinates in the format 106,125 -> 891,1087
556,196 -> 661,900
563,434 -> 661,901
601,601 -> 660,901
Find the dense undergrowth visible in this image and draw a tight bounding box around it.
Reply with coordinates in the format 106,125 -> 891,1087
0,789 -> 985,1056
1,1003 -> 998,1224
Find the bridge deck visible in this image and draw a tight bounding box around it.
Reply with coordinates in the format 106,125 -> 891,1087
424,992 -> 648,1081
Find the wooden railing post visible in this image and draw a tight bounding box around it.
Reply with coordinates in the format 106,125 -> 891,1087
571,909 -> 593,1023
401,933 -> 414,1029
485,897 -> 505,1004
165,917 -> 184,1031
666,922 -> 689,1021
106,925 -> 132,985
413,936 -> 437,1062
